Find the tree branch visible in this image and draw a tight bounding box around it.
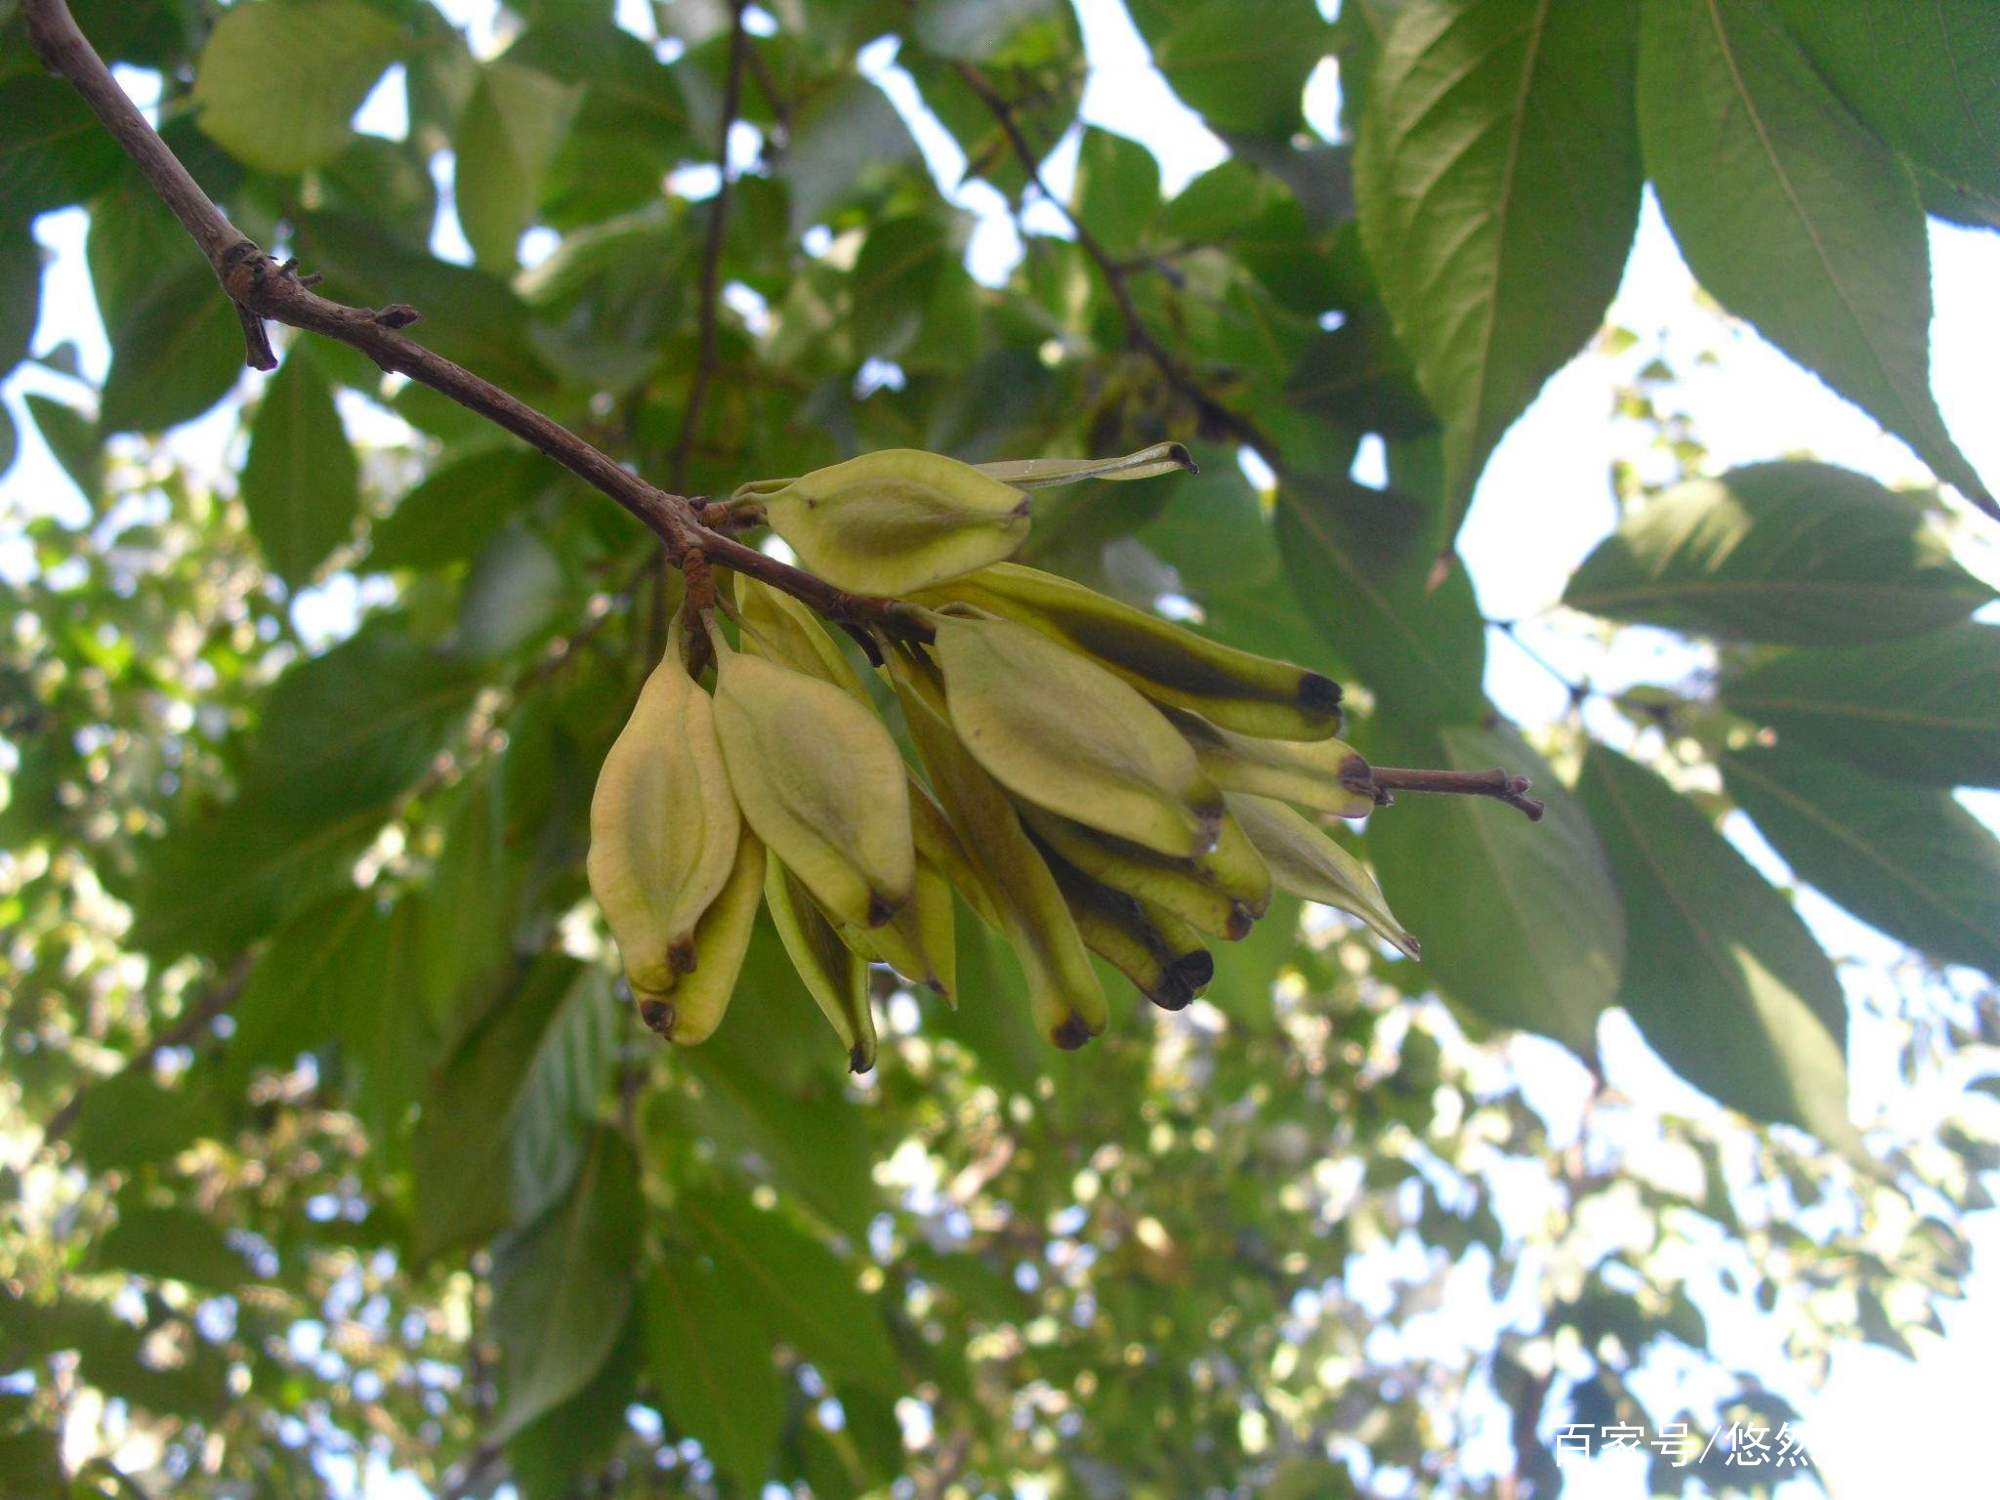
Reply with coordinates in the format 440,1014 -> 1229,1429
20,0 -> 927,641
951,60 -> 1281,468
1369,765 -> 1546,822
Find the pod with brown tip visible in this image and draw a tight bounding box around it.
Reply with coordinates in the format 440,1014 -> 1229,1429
1046,854 -> 1214,1012
765,855 -> 877,1072
934,610 -> 1223,859
1020,803 -> 1270,942
1225,792 -> 1419,959
634,829 -> 767,1046
1169,709 -> 1379,819
889,646 -> 1107,1049
918,561 -> 1342,740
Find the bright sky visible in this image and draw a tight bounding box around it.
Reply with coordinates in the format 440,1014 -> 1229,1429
2,2 -> 1995,1497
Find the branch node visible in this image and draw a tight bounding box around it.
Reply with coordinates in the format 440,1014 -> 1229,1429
374,303 -> 423,329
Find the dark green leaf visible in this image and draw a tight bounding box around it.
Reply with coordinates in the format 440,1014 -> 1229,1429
1564,462 -> 1992,643
226,888 -> 382,1087
642,1247 -> 783,1492
679,1190 -> 903,1395
454,59 -> 583,271
66,1072 -> 219,1173
1151,0 -> 1328,139
1577,744 -> 1856,1148
505,1315 -> 640,1500
24,393 -> 98,502
1368,725 -> 1623,1054
1356,0 -> 1643,537
241,343 -> 360,588
98,268 -> 244,433
94,1205 -> 253,1289
411,958 -> 615,1261
457,523 -> 568,659
193,0 -> 404,173
1769,0 -> 2000,210
0,75 -> 123,218
0,220 -> 38,371
1284,304 -> 1436,441
1720,741 -> 2000,975
782,74 -> 920,235
1639,0 -> 1990,513
491,1128 -> 642,1439
245,628 -> 483,818
368,447 -> 557,571
1073,126 -> 1160,261
1719,624 -> 2000,788
1275,475 -> 1487,726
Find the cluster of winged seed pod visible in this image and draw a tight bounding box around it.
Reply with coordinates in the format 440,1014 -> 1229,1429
588,445 -> 1420,1072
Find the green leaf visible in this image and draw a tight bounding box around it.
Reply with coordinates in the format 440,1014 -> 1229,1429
454,59 -> 583,271
66,1072 -> 219,1173
1769,0 -> 2000,210
411,958 -> 615,1261
244,628 -> 483,818
126,796 -> 384,958
1720,741 -> 2000,976
98,267 -> 244,433
241,343 -> 360,588
782,74 -> 921,235
94,1205 -> 253,1289
0,221 -> 39,372
1719,624 -> 2000,788
0,75 -> 124,219
1367,725 -> 1623,1054
490,1128 -> 642,1440
1356,0 -> 1643,538
1073,126 -> 1161,261
679,1190 -> 903,1395
24,393 -> 99,502
193,0 -> 404,173
1638,0 -> 1991,515
225,888 -> 381,1087
1150,0 -> 1329,139
915,0 -> 1061,60
642,1247 -> 784,1493
1284,303 -> 1436,441
1564,462 -> 1992,643
505,1316 -> 640,1500
368,447 -> 557,571
1274,475 -> 1488,726
1577,744 -> 1856,1148
457,523 -> 568,660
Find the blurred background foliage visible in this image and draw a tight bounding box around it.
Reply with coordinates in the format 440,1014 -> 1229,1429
1,0 -> 1998,1495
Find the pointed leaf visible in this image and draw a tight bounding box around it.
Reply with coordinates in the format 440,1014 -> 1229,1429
490,1129 -> 641,1440
454,60 -> 584,271
1356,0 -> 1643,536
1150,0 -> 1329,139
1564,462 -> 1992,643
1368,725 -> 1623,1054
642,1249 -> 783,1493
1720,741 -> 2000,976
1639,0 -> 1990,514
1578,744 -> 1855,1147
98,268 -> 243,434
241,344 -> 360,588
1720,624 -> 2000,788
194,0 -> 404,173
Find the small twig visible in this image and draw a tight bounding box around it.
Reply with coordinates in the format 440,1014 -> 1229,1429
951,60 -> 1281,467
1489,619 -> 1590,706
1369,765 -> 1546,821
21,0 -> 924,643
41,953 -> 253,1146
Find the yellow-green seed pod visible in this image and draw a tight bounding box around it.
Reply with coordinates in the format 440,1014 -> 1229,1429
587,640 -> 741,995
764,855 -> 877,1073
1225,792 -> 1419,959
1169,708 -> 1379,819
1021,803 -> 1269,942
918,561 -> 1342,740
709,623 -> 915,930
934,611 -> 1224,859
758,449 -> 1031,596
889,647 -> 1106,1049
1045,854 -> 1214,1012
633,828 -> 767,1045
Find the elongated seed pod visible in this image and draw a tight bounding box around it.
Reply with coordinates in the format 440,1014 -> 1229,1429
1168,708 -> 1379,818
1020,803 -> 1268,941
634,828 -> 767,1045
588,638 -> 741,995
1225,792 -> 1419,959
765,855 -> 877,1072
709,623 -> 915,930
1045,854 -> 1214,1011
918,561 -> 1342,740
758,449 -> 1032,595
934,611 -> 1223,858
889,647 -> 1106,1048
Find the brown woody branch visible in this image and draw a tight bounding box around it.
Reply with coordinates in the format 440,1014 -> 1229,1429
20,0 -> 928,642
1369,765 -> 1546,822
